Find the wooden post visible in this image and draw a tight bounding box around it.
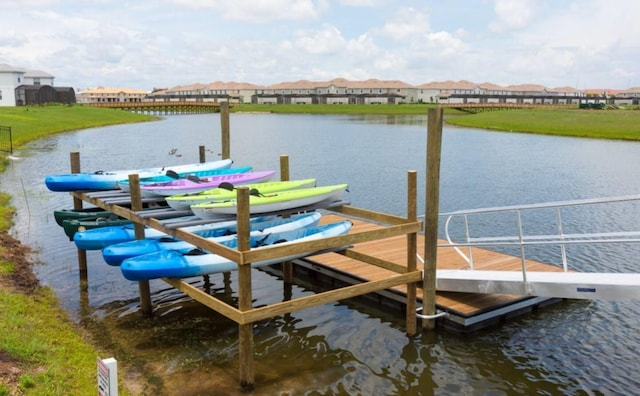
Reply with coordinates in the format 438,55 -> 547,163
220,102 -> 230,160
406,170 -> 418,336
422,107 -> 443,330
199,145 -> 206,163
236,187 -> 254,391
129,174 -> 152,315
70,152 -> 88,289
279,155 -> 294,284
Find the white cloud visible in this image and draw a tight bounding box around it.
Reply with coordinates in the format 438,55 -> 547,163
381,8 -> 430,40
295,25 -> 346,55
490,0 -> 537,33
167,0 -> 321,22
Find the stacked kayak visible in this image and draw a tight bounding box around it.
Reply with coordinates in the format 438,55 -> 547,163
73,215 -> 277,250
44,158 -> 233,192
165,178 -> 317,210
121,220 -> 352,281
102,212 -> 321,265
117,166 -> 253,192
139,170 -> 276,197
191,184 -> 348,219
54,207 -> 114,227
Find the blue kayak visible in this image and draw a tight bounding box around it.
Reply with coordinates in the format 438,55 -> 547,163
73,215 -> 275,250
102,212 -> 321,266
44,159 -> 233,192
120,220 -> 352,281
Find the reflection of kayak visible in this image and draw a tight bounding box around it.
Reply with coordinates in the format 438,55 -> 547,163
44,159 -> 233,192
139,170 -> 276,197
165,178 -> 317,210
121,220 -> 352,281
73,215 -> 276,251
102,213 -> 321,266
117,166 -> 252,192
191,184 -> 348,218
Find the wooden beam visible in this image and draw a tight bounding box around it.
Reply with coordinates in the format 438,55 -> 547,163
220,101 -> 230,160
70,152 -> 88,289
128,174 -> 152,315
162,278 -> 244,323
241,271 -> 423,324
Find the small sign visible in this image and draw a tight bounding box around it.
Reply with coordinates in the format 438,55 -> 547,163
97,357 -> 118,396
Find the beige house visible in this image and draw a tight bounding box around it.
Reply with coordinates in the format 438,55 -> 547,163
76,87 -> 149,104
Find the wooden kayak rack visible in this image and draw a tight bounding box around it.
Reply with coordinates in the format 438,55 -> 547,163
66,104 -> 444,391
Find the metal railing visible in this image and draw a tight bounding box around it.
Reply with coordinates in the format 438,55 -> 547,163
0,125 -> 12,154
434,194 -> 640,281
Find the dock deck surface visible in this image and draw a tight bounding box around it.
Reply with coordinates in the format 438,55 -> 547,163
312,214 -> 564,318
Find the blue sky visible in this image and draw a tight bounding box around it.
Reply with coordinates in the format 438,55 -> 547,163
1,0 -> 638,91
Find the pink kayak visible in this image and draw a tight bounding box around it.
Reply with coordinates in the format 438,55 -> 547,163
139,170 -> 276,197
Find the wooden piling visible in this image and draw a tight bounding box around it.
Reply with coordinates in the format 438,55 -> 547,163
422,107 -> 443,330
406,170 -> 418,336
220,102 -> 230,160
199,145 -> 206,163
128,174 -> 152,315
70,152 -> 88,288
279,155 -> 294,283
236,186 -> 255,391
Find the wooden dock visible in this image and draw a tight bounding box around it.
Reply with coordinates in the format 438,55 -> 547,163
293,213 -> 563,332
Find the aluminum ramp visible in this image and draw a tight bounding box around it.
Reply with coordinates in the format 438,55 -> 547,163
436,270 -> 640,300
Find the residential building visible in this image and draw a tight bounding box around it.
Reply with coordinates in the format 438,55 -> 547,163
76,87 -> 149,104
0,63 -> 74,106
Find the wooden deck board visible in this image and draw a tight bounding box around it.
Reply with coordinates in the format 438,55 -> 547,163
312,214 -> 561,317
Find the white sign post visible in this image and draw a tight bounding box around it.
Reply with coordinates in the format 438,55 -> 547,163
97,357 -> 118,396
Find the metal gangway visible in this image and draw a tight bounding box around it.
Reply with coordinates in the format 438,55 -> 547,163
431,194 -> 640,300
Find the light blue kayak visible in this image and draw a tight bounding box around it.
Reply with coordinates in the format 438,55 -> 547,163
102,212 -> 321,266
44,159 -> 233,192
120,220 -> 352,281
73,215 -> 274,250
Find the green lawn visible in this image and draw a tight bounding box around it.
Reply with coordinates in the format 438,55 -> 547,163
446,108 -> 640,140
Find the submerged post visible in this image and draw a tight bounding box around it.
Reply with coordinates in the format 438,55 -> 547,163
406,170 -> 418,336
199,145 -> 206,163
422,107 -> 443,330
220,102 -> 230,160
70,152 -> 88,289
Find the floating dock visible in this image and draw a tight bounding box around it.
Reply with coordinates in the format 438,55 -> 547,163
288,214 -> 562,333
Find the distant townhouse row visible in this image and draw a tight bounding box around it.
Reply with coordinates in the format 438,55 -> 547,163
75,79 -> 640,107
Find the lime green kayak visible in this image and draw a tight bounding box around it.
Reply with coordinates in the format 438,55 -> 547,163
165,178 -> 317,210
191,184 -> 348,218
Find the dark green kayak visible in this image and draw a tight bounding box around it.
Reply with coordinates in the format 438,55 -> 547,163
54,208 -> 114,227
62,216 -> 132,241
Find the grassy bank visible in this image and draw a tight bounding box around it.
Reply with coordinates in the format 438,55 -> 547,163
0,104 -> 157,148
447,108 -> 640,140
0,105 -> 155,394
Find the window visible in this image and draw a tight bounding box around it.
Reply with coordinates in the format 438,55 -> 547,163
33,78 -> 40,86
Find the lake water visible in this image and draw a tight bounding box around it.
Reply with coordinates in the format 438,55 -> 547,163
4,113 -> 640,395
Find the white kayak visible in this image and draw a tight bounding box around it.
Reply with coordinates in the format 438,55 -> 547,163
190,184 -> 348,219
120,220 -> 352,281
102,212 -> 321,265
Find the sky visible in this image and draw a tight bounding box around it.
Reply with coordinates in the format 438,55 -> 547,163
1,0 -> 638,91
